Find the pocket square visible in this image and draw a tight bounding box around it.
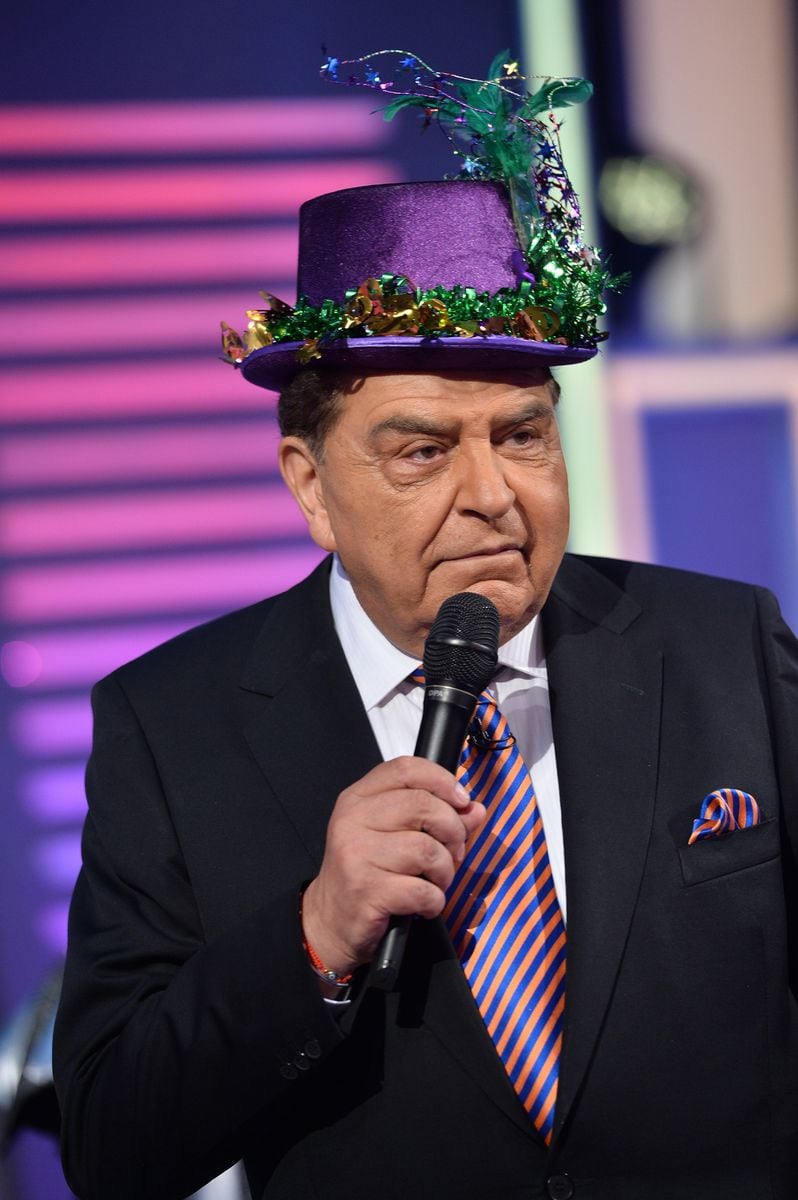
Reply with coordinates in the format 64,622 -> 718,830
688,788 -> 762,845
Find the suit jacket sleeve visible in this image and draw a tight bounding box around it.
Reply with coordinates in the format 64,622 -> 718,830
53,669 -> 346,1200
756,585 -> 798,996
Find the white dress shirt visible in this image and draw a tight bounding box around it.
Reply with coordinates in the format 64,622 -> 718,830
329,555 -> 567,920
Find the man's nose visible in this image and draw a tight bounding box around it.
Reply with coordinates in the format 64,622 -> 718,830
454,443 -> 515,519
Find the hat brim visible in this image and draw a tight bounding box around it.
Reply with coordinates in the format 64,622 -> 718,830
240,335 -> 596,391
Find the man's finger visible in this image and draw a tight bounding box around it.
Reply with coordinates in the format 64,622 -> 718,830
345,755 -> 471,808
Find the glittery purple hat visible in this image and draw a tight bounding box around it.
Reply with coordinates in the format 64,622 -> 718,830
235,180 -> 596,390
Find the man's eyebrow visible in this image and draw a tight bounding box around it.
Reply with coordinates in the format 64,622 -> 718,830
367,414 -> 456,441
497,401 -> 555,426
367,401 -> 554,443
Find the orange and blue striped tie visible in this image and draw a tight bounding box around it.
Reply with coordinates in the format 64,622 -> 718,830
442,686 -> 567,1144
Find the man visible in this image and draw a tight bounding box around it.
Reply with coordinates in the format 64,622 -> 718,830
54,108 -> 798,1200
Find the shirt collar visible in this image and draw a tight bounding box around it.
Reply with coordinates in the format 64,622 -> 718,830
330,556 -> 419,711
329,555 -> 546,712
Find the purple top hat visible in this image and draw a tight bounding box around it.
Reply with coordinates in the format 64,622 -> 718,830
300,180 -> 524,301
239,180 -> 596,391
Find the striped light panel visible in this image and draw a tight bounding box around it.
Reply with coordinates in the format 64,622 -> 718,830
0,96 -> 400,959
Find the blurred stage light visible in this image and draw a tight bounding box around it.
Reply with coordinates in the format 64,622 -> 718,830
598,153 -> 703,246
1,641 -> 42,688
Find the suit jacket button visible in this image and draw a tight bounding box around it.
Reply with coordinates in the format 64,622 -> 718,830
293,1051 -> 311,1070
546,1174 -> 574,1200
279,1063 -> 298,1081
305,1039 -> 322,1059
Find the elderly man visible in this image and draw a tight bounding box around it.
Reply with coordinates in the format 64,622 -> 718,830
54,56 -> 798,1200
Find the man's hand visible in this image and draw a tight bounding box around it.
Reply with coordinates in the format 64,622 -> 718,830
301,757 -> 486,978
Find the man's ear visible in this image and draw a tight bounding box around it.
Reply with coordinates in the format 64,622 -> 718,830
278,437 -> 337,551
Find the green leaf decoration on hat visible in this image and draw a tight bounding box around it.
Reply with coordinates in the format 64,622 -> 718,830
521,75 -> 594,119
380,94 -> 461,123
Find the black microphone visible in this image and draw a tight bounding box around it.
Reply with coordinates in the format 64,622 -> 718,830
370,592 -> 499,991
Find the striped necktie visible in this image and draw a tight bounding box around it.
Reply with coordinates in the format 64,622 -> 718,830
413,670 -> 567,1143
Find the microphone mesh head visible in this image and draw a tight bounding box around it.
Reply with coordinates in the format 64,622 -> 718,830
423,592 -> 499,694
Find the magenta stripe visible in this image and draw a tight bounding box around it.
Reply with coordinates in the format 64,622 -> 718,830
0,98 -> 390,155
0,160 -> 398,223
6,622 -> 199,688
1,420 -> 280,486
2,484 -> 306,553
2,545 -> 325,620
0,226 -> 299,289
12,697 -> 92,755
0,360 -> 272,421
0,290 -> 296,357
1,639 -> 43,686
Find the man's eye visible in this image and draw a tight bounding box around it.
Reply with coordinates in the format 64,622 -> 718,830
507,429 -> 536,446
408,444 -> 443,461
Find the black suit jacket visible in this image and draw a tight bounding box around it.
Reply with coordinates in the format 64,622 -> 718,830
53,554 -> 798,1200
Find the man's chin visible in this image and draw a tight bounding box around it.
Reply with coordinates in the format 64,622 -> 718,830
471,581 -> 540,640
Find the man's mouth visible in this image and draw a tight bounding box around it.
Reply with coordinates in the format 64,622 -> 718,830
447,544 -> 522,561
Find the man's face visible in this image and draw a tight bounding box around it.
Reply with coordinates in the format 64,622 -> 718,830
280,370 -> 570,657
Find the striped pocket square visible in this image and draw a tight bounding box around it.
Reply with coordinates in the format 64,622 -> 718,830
688,788 -> 762,845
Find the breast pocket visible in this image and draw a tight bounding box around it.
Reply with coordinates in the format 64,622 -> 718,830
678,817 -> 780,886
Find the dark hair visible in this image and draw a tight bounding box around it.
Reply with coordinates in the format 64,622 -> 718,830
277,369 -> 346,459
277,366 -> 561,459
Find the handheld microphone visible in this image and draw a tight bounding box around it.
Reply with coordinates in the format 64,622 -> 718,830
370,592 -> 499,991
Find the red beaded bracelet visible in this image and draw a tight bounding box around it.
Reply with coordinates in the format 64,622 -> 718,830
303,936 -> 353,987
299,888 -> 353,987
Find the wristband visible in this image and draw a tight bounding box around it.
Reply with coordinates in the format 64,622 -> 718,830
300,888 -> 353,987
303,939 -> 353,988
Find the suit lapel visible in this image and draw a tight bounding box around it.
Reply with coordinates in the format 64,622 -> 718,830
543,556 -> 663,1144
239,559 -> 382,869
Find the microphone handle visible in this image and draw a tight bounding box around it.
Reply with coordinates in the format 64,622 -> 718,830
370,686 -> 477,992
